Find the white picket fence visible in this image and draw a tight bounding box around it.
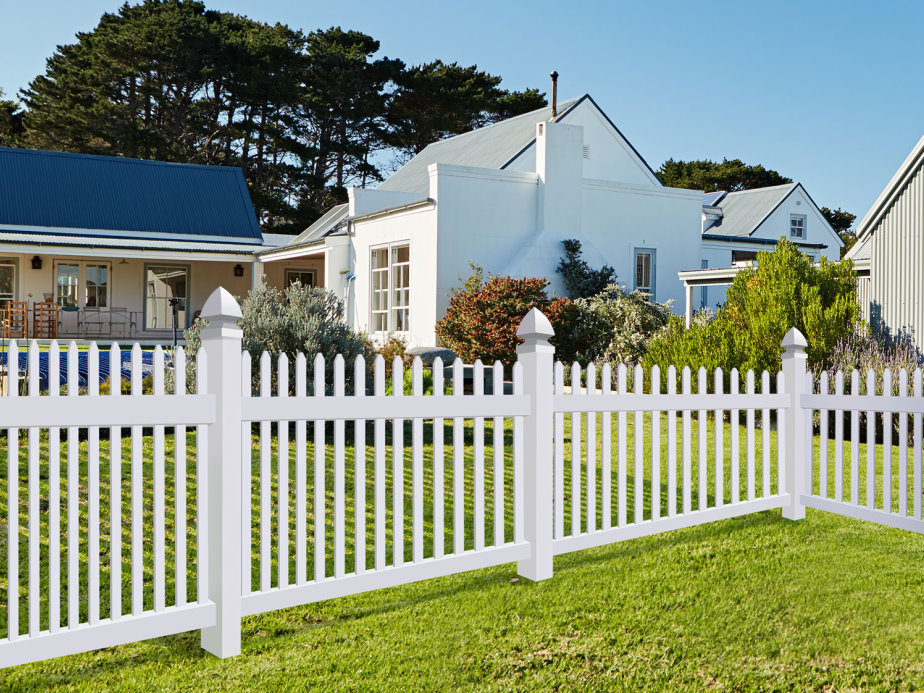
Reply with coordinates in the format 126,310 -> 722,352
1,288 -> 923,670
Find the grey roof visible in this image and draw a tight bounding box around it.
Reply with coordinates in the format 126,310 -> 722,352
704,183 -> 798,237
287,204 -> 348,246
261,233 -> 297,248
703,191 -> 727,206
377,98 -> 582,195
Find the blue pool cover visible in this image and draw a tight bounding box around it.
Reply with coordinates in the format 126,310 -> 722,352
0,350 -> 156,389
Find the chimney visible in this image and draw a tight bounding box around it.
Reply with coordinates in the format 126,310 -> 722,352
550,70 -> 559,119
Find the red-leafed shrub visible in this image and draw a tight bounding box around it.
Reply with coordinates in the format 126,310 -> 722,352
435,265 -> 579,366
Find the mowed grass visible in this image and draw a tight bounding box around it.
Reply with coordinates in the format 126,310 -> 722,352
1,413 -> 924,691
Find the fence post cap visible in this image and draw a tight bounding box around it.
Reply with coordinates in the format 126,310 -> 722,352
516,307 -> 555,341
201,287 -> 243,323
781,327 -> 807,350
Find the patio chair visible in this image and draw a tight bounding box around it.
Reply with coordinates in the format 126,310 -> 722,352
3,301 -> 28,339
83,307 -> 110,339
32,301 -> 58,339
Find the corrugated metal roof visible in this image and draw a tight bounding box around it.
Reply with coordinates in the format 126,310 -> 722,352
702,191 -> 727,206
377,98 -> 581,195
287,203 -> 349,246
0,147 -> 262,241
704,183 -> 797,237
0,231 -> 265,254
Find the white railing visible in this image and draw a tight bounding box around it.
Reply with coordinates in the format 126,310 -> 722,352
3,290 -> 924,670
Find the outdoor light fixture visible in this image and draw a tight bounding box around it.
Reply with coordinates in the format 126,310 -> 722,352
234,263 -> 244,277
30,256 -> 42,270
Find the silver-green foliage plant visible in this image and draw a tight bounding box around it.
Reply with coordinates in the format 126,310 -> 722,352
183,279 -> 370,394
571,284 -> 673,367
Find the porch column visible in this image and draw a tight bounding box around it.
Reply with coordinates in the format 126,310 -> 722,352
251,261 -> 264,290
684,283 -> 693,328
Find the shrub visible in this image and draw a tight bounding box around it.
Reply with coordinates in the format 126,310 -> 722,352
184,279 -> 370,394
820,326 -> 922,392
570,284 -> 672,367
643,239 -> 859,385
556,239 -> 617,299
435,265 -> 579,366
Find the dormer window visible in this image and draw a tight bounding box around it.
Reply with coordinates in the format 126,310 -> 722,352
790,214 -> 806,239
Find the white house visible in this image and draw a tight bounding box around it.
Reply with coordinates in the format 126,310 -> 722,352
261,94 -> 704,347
845,133 -> 924,348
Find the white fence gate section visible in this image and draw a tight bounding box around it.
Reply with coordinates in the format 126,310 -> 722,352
1,289 -> 923,669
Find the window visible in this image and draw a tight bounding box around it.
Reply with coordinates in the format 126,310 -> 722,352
370,243 -> 410,333
732,250 -> 758,264
55,263 -> 80,307
285,269 -> 317,288
53,261 -> 110,308
0,262 -> 15,310
145,265 -> 189,330
634,248 -> 655,298
85,264 -> 108,307
700,260 -> 708,308
790,214 -> 806,239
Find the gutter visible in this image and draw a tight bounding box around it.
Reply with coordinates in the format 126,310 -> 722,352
702,234 -> 828,249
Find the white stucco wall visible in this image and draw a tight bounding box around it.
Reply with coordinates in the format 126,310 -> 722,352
752,186 -> 842,260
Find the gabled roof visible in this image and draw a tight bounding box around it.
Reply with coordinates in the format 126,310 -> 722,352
703,191 -> 727,207
0,147 -> 262,242
846,132 -> 924,260
377,94 -> 661,195
703,183 -> 799,237
287,203 -> 348,246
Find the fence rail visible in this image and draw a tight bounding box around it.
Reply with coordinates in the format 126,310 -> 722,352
3,290 -> 924,670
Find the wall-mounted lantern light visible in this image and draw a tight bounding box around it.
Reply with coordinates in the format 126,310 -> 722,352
234,264 -> 244,277
31,256 -> 42,270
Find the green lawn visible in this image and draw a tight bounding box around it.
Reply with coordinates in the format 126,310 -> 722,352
2,414 -> 924,691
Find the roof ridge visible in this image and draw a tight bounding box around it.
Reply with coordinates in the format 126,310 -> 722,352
723,182 -> 796,196
0,146 -> 240,173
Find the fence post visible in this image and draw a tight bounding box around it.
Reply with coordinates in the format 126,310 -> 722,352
782,327 -> 807,521
516,308 -> 555,581
199,287 -> 244,658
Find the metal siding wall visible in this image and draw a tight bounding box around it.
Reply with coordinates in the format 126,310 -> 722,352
870,165 -> 924,349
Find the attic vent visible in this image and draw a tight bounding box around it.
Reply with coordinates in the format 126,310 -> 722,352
583,145 -> 591,159
796,200 -> 802,206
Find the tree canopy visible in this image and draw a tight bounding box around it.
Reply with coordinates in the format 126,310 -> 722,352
8,0 -> 545,232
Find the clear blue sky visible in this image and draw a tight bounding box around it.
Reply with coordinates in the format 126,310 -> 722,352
2,0 -> 923,226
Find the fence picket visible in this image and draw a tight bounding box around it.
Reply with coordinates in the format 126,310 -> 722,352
618,364 -> 628,525
867,369 -> 876,509
278,353 -> 291,587
241,351 -> 252,593
730,368 -> 740,505
601,364 -> 612,529
635,364 -> 645,522
433,358 -> 445,558
153,346 -> 166,612
714,368 -> 723,507
108,344 -> 121,619
354,355 -> 367,573
819,371 -> 828,498
681,367 -> 691,514
835,371 -> 845,502
295,354 -> 307,584
374,356 -> 386,570
512,362 -> 525,544
554,362 -> 565,539
412,357 -> 424,561
746,370 -> 756,502
761,371 -> 771,499
27,342 -> 40,635
196,348 -> 208,605
314,354 -> 326,580
587,363 -> 597,533
493,361 -> 504,546
175,346 -> 187,607
48,342 -> 60,632
259,352 -> 271,591
86,343 -> 100,621
453,359 -> 464,554
777,371 -> 785,495
651,366 -> 661,520
130,344 -> 143,616
68,341 -> 80,626
915,369 -> 923,520
393,356 -> 405,566
8,339 -> 19,640
884,368 -> 893,513
899,369 -> 909,516
667,366 -> 677,517
473,360 -> 485,551
697,367 -> 707,511
571,362 -> 582,535
334,355 -> 345,577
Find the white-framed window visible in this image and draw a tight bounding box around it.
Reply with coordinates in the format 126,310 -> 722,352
370,242 -> 410,334
145,264 -> 189,331
0,261 -> 15,310
790,214 -> 806,239
53,260 -> 109,308
285,269 -> 317,288
634,248 -> 656,299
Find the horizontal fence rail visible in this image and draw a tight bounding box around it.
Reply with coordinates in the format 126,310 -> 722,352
3,290 -> 924,671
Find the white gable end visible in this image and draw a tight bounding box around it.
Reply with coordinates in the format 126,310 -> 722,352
752,184 -> 842,259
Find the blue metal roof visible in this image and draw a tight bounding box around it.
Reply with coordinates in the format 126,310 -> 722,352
0,147 -> 262,242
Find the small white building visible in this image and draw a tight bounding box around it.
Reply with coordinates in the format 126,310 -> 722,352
696,184 -> 842,310
264,95 -> 704,347
845,133 -> 924,348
